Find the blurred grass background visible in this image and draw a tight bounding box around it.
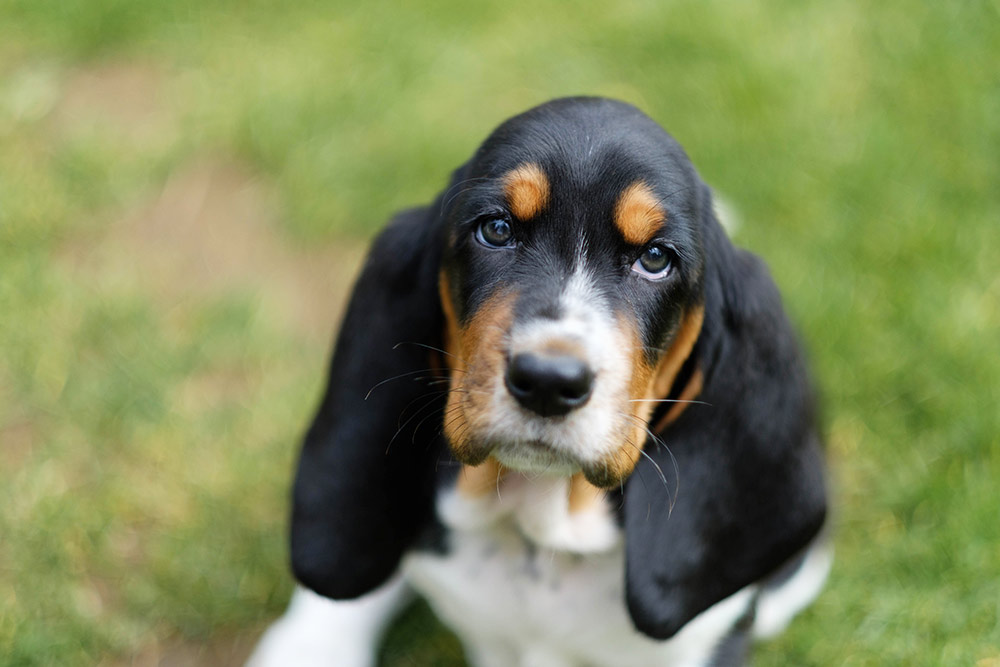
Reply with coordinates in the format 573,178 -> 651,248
1,1 -> 998,664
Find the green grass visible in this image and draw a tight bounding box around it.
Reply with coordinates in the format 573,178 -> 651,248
2,1 -> 998,664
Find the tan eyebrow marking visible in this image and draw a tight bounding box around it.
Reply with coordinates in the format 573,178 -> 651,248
502,163 -> 550,220
614,181 -> 666,245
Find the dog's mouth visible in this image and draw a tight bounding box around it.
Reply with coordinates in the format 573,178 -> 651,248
494,441 -> 638,489
446,432 -> 579,469
490,439 -> 581,476
451,433 -> 641,489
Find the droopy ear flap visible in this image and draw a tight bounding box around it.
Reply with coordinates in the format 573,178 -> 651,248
290,202 -> 449,600
623,193 -> 828,639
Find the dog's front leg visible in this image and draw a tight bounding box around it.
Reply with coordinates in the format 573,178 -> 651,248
247,575 -> 411,667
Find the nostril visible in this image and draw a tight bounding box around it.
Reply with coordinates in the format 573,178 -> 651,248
505,356 -> 538,397
559,365 -> 594,402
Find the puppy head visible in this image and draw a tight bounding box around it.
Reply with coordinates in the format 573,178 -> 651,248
438,98 -> 708,488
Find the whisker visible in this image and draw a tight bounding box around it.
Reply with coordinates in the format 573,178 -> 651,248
412,398 -> 457,443
365,368 -> 451,400
619,435 -> 656,499
441,176 -> 491,212
387,393 -> 450,453
397,390 -> 449,426
620,412 -> 681,514
399,389 -> 450,426
637,448 -> 669,493
643,434 -> 680,515
661,183 -> 697,202
627,398 -> 711,406
456,387 -> 495,396
393,341 -> 460,360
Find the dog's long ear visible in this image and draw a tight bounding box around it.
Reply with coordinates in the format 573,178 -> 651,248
290,198 -> 451,600
623,189 -> 828,639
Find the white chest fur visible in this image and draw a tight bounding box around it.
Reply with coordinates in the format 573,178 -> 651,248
249,473 -> 830,667
403,475 -> 755,667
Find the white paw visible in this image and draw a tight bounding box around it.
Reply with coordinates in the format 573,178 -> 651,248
246,580 -> 410,667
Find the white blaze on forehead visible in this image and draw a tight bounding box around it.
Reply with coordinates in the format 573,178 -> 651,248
509,268 -> 609,358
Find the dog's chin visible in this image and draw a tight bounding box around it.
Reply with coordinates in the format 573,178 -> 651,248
449,435 -> 638,488
491,442 -> 581,477
450,438 -> 581,477
579,463 -> 629,489
492,445 -> 632,488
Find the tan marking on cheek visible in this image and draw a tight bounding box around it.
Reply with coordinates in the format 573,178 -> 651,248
652,365 -> 704,433
614,181 -> 665,245
442,288 -> 515,464
626,319 -> 660,458
568,473 -> 604,514
615,414 -> 647,480
438,272 -> 462,367
651,306 -> 704,399
503,163 -> 550,220
593,306 -> 705,487
577,320 -> 654,489
456,457 -> 506,498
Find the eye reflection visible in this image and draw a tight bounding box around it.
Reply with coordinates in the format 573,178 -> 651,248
632,243 -> 674,279
476,218 -> 515,248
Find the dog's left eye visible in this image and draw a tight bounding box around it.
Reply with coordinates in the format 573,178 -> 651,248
632,243 -> 675,279
476,218 -> 515,248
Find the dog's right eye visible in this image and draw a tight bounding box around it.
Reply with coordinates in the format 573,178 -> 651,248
632,242 -> 676,279
476,218 -> 515,248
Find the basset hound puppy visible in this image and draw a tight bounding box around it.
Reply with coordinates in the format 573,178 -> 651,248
249,97 -> 831,667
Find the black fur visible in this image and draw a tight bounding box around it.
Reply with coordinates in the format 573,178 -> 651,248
623,200 -> 827,638
289,97 -> 827,645
290,204 -> 449,599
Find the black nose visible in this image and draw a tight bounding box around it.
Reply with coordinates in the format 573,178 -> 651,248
505,353 -> 595,417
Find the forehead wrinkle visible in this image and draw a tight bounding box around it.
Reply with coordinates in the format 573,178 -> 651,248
502,163 -> 550,221
614,180 -> 666,245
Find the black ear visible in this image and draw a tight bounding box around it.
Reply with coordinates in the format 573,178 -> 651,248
623,196 -> 828,639
290,201 -> 450,600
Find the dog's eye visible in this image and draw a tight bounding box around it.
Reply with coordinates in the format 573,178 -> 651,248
476,218 -> 515,248
632,243 -> 675,279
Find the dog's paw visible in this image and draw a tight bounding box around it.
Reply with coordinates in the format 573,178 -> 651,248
246,581 -> 409,667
